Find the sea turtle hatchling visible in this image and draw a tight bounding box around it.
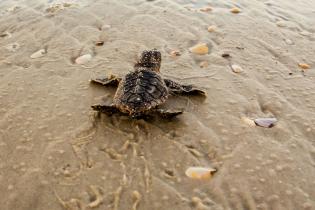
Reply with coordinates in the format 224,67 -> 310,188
91,49 -> 206,119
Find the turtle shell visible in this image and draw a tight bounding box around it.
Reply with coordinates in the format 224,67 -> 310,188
113,69 -> 168,114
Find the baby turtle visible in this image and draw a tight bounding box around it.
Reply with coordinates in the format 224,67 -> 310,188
91,49 -> 206,119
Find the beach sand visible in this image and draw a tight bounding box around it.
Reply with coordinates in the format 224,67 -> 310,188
0,0 -> 315,209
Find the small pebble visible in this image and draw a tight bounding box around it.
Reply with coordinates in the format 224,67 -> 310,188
75,54 -> 92,64
230,7 -> 241,14
189,43 -> 208,55
231,64 -> 243,73
207,25 -> 216,32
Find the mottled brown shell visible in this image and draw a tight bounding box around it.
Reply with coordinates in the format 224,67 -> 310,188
113,69 -> 168,114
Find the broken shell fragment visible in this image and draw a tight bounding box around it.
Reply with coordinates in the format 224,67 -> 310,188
231,64 -> 243,73
75,54 -> 92,64
254,118 -> 277,128
185,167 -> 217,180
189,43 -> 209,55
298,63 -> 310,70
30,49 -> 46,59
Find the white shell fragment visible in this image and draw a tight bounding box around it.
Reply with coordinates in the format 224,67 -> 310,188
75,54 -> 92,64
185,167 -> 217,180
231,64 -> 243,73
30,49 -> 46,59
254,118 -> 277,128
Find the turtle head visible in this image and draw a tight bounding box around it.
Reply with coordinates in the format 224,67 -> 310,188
136,49 -> 161,72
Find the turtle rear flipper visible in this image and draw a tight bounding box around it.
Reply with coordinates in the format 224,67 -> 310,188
91,104 -> 120,116
91,75 -> 121,87
164,79 -> 206,96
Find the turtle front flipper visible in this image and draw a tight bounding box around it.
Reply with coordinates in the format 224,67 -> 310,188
164,79 -> 206,96
154,109 -> 183,119
91,104 -> 120,116
91,75 -> 122,87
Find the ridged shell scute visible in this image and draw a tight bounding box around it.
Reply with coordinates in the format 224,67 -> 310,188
113,70 -> 168,114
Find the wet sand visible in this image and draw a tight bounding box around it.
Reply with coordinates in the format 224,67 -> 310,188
0,0 -> 315,209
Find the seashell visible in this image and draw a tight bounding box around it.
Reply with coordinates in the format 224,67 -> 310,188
298,63 -> 310,70
189,43 -> 208,55
207,25 -> 216,32
200,7 -> 212,12
231,64 -> 243,73
230,7 -> 241,14
75,54 -> 92,64
30,49 -> 46,59
254,118 -> 277,128
185,167 -> 217,179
